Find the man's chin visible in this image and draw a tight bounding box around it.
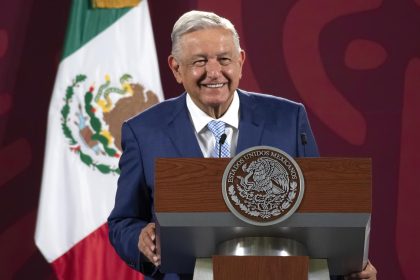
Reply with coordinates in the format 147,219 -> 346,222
204,96 -> 234,109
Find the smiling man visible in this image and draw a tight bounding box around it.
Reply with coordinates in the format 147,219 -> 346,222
107,10 -> 375,280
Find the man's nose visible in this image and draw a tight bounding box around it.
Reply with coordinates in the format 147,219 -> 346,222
205,59 -> 222,78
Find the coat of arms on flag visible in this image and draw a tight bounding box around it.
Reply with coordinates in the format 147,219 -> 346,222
61,73 -> 158,174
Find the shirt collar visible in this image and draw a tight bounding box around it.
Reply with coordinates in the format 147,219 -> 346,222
186,91 -> 240,133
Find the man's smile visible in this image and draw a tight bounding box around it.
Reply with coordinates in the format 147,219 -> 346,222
201,83 -> 227,88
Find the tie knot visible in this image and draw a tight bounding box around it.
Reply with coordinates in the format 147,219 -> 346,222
207,120 -> 226,138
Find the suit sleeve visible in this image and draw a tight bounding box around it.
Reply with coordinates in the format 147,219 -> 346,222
297,104 -> 320,157
107,122 -> 157,275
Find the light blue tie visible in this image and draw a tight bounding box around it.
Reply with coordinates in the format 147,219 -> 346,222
207,120 -> 230,158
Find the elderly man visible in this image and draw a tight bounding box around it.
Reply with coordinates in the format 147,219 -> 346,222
108,10 -> 376,280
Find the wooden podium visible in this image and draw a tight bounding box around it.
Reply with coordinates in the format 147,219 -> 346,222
154,158 -> 371,277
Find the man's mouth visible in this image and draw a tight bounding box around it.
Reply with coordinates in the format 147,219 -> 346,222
201,83 -> 226,88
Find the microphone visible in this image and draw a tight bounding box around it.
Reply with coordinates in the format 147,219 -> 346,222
219,133 -> 227,158
300,132 -> 307,157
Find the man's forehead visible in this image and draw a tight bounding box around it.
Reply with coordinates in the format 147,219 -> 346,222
180,30 -> 235,51
189,51 -> 233,58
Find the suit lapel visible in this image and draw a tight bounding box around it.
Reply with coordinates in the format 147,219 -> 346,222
164,93 -> 203,157
164,91 -> 265,157
236,90 -> 265,154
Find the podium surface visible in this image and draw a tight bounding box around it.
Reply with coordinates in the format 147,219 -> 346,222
155,158 -> 371,276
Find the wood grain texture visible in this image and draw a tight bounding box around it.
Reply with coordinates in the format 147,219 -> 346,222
212,256 -> 309,280
155,158 -> 371,213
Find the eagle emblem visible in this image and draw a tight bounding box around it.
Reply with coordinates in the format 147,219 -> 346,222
222,146 -> 304,226
61,74 -> 158,174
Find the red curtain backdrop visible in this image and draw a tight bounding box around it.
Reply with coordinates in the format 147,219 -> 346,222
1,0 -> 419,279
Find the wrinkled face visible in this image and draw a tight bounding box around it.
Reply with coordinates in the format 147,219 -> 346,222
168,28 -> 245,117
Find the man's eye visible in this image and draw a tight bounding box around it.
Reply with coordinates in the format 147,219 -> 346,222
193,60 -> 206,66
219,58 -> 231,65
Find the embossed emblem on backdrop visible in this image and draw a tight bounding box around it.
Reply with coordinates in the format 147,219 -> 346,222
222,146 -> 305,226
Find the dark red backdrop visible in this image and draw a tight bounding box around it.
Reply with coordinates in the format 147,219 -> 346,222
1,0 -> 419,279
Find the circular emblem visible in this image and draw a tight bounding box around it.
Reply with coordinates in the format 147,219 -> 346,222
222,146 -> 305,226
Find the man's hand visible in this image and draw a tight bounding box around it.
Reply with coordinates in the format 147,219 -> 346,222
345,260 -> 377,279
138,223 -> 160,267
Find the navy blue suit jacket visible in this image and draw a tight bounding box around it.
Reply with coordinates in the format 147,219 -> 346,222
108,90 -> 319,279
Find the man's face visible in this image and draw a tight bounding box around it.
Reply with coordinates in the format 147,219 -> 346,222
168,28 -> 245,117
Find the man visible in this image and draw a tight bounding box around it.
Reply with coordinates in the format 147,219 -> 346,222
108,10 -> 376,280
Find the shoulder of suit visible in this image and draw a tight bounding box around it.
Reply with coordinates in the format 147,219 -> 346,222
238,89 -> 304,110
124,93 -> 185,127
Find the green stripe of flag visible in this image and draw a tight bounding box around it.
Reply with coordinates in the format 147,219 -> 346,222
62,0 -> 130,59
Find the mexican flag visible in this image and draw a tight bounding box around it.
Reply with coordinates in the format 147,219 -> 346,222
34,0 -> 163,279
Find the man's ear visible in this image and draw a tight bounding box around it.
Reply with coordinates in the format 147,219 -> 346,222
238,49 -> 246,79
168,55 -> 183,84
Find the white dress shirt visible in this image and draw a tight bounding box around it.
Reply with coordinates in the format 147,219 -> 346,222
186,91 -> 239,158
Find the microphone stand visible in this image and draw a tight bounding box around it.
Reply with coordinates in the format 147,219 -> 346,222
219,133 -> 227,158
300,132 -> 307,157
